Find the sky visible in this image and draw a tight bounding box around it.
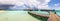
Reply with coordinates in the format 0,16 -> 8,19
0,0 -> 60,10
48,0 -> 60,10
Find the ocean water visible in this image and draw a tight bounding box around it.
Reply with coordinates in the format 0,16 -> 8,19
55,10 -> 60,16
31,10 -> 60,16
0,11 -> 40,21
0,11 -> 60,21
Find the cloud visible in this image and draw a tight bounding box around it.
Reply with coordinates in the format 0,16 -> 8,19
20,0 -> 51,9
0,0 -> 51,10
54,3 -> 60,7
11,0 -> 51,9
0,0 -> 16,4
54,7 -> 60,10
38,5 -> 50,9
52,3 -> 60,10
37,0 -> 51,9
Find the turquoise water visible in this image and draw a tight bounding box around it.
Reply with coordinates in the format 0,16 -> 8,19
55,10 -> 60,16
0,11 -> 60,21
30,11 -> 60,16
30,11 -> 49,14
0,11 -> 40,21
56,12 -> 60,16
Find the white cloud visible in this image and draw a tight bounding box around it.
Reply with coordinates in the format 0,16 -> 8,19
20,0 -> 51,9
16,2 -> 24,6
52,3 -> 60,10
54,3 -> 60,7
55,4 -> 59,6
0,0 -> 51,9
54,7 -> 60,10
37,0 -> 51,9
38,5 -> 50,9
0,0 -> 16,4
0,0 -> 25,9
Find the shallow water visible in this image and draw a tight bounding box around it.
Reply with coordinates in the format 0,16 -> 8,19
0,11 -> 40,21
0,11 -> 60,21
30,11 -> 60,16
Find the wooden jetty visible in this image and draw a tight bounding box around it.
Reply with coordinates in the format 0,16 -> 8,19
28,11 -> 60,21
